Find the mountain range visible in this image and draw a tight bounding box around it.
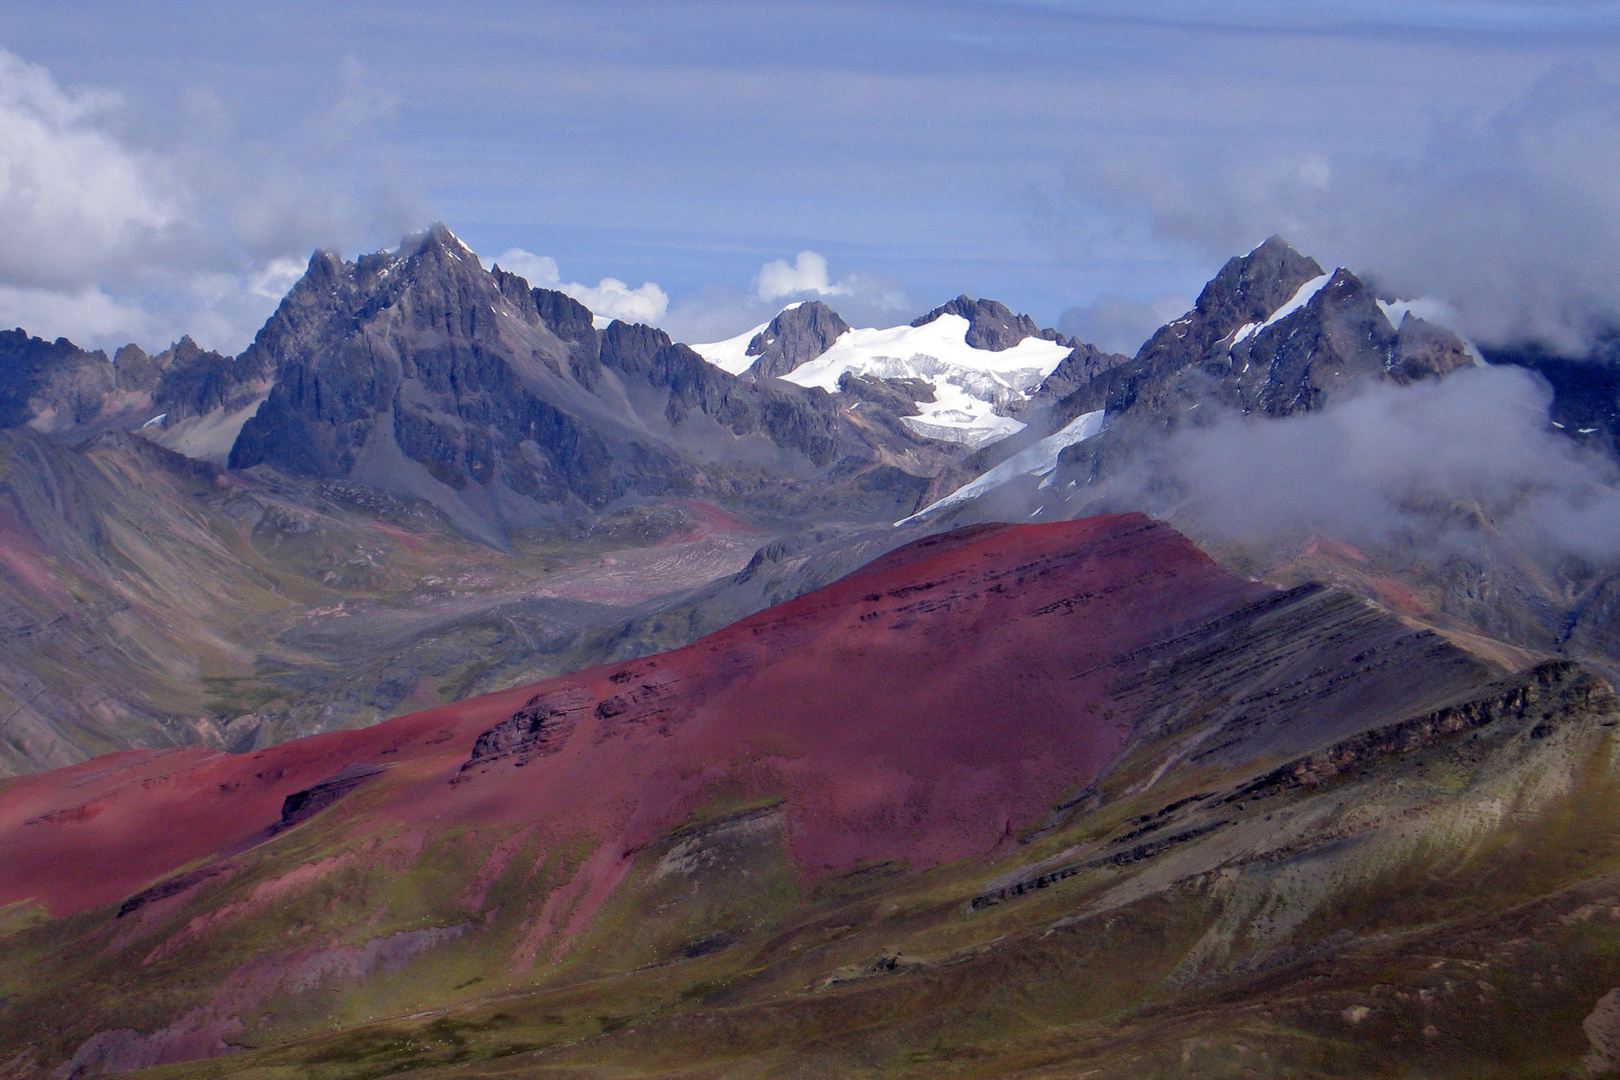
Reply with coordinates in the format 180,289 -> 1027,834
5,226 -> 1614,779
5,225 -> 1620,1075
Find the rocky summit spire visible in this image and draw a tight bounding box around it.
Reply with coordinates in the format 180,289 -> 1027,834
910,295 -> 1069,352
744,300 -> 851,378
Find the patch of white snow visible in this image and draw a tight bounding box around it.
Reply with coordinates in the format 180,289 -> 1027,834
1229,322 -> 1259,347
1262,273 -> 1333,330
690,319 -> 772,375
785,314 -> 1070,449
895,408 -> 1105,525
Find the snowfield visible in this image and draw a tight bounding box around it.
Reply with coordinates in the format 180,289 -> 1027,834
694,312 -> 1073,449
689,303 -> 803,375
1228,272 -> 1334,348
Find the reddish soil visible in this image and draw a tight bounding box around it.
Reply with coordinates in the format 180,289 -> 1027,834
0,514 -> 1272,921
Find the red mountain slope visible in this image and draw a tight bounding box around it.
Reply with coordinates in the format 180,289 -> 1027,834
0,514 -> 1270,922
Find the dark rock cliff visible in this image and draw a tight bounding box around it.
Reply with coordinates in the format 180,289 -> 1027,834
0,330 -> 113,431
743,301 -> 851,378
1047,238 -> 1472,430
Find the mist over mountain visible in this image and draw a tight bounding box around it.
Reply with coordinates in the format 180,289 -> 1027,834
5,229 -> 1620,754
1057,65 -> 1620,355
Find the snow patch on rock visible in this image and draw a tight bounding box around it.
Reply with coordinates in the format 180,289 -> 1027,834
897,408 -> 1106,525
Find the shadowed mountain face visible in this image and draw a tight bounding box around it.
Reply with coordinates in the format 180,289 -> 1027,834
1483,330 -> 1620,459
1,513 -> 1552,1079
0,425 -> 784,778
0,330 -> 116,431
0,329 -> 270,458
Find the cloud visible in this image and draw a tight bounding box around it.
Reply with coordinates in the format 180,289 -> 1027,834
568,277 -> 669,324
1058,293 -> 1192,356
756,251 -> 844,302
751,250 -> 909,313
494,249 -> 561,289
1079,365 -> 1620,565
0,286 -> 158,345
0,47 -> 420,355
660,284 -> 777,346
0,49 -> 186,293
661,253 -> 913,346
495,248 -> 668,324
247,258 -> 309,303
1061,64 -> 1620,353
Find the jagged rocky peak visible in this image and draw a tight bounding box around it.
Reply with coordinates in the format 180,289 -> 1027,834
111,343 -> 163,392
356,222 -> 482,284
224,223 -> 916,544
1197,235 -> 1326,338
227,222 -> 621,526
1228,266 -> 1476,417
744,300 -> 851,378
1024,341 -> 1133,408
1024,237 -> 1481,445
1131,236 -> 1325,367
0,328 -> 113,431
0,323 -> 274,450
911,295 -> 1069,351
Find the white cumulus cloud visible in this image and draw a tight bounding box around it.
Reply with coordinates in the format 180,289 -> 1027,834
495,247 -> 668,325
0,286 -> 158,344
0,47 -> 418,354
756,250 -> 846,302
0,49 -> 185,293
493,249 -> 561,288
567,277 -> 669,325
752,250 -> 908,316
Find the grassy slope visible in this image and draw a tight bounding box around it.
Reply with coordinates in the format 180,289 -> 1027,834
4,666 -> 1619,1079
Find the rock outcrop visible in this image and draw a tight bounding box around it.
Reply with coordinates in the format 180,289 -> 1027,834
742,300 -> 850,378
225,226 -> 941,544
911,295 -> 1070,352
0,329 -> 117,433
1046,238 -> 1474,428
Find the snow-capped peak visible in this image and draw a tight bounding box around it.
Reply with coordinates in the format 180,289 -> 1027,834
693,305 -> 1073,450
783,314 -> 1072,448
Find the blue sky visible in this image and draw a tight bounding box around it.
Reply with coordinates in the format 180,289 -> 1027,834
1,1 -> 1617,353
